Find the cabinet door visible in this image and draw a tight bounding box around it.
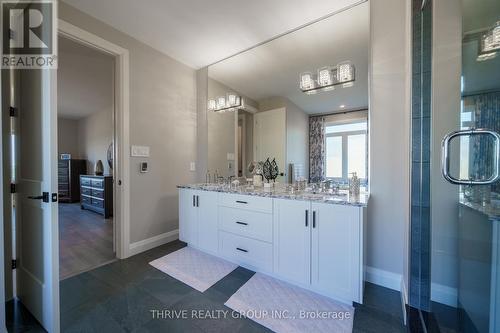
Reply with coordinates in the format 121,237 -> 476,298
273,199 -> 311,285
179,189 -> 198,245
196,191 -> 219,254
311,203 -> 362,303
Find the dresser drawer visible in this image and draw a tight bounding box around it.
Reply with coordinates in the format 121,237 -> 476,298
80,177 -> 91,186
219,207 -> 272,242
219,231 -> 272,272
81,195 -> 91,205
81,187 -> 91,196
219,193 -> 272,213
91,179 -> 104,189
91,198 -> 104,208
92,188 -> 104,198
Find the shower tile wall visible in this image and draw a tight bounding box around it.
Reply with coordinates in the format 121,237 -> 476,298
409,0 -> 432,311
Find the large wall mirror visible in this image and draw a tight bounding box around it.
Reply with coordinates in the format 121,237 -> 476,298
207,2 -> 369,186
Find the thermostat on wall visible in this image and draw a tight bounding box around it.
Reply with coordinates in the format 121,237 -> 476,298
140,162 -> 148,173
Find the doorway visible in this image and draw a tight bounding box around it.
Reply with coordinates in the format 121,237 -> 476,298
57,36 -> 116,279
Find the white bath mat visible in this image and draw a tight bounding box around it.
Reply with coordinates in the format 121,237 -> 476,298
225,273 -> 354,333
149,247 -> 237,292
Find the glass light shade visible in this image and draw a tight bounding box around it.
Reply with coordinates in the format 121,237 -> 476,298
227,93 -> 241,107
300,72 -> 315,91
217,96 -> 226,109
207,99 -> 216,111
477,52 -> 497,62
337,62 -> 354,83
317,67 -> 333,87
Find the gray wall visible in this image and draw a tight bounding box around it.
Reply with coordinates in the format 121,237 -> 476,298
77,109 -> 113,175
60,2 -> 197,244
57,118 -> 79,157
369,0 -> 410,288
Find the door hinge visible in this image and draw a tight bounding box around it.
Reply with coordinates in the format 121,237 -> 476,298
11,259 -> 17,269
9,106 -> 17,117
10,183 -> 16,193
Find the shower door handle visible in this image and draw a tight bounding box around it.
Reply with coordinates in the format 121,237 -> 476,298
441,128 -> 500,185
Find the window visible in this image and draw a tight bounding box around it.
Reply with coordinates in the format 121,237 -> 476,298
325,118 -> 368,183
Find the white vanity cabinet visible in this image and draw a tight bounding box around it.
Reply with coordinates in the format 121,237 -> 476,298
178,187 -> 366,304
178,188 -> 218,255
273,199 -> 365,304
310,202 -> 364,303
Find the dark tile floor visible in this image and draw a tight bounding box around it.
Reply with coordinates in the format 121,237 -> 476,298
7,240 -> 407,332
59,203 -> 115,279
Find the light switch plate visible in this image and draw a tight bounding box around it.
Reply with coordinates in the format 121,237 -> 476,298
131,145 -> 150,157
190,162 -> 196,171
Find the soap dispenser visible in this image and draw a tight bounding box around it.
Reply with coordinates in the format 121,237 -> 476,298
349,172 -> 360,195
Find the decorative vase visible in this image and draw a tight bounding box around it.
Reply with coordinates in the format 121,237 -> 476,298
95,160 -> 104,176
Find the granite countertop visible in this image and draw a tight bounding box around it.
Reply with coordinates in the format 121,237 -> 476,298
459,196 -> 500,222
177,183 -> 369,207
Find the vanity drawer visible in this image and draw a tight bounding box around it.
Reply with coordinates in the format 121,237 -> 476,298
219,231 -> 272,272
81,187 -> 92,196
80,177 -> 91,186
219,193 -> 272,213
219,207 -> 272,242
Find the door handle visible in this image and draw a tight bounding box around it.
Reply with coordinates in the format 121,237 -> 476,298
305,209 -> 309,227
441,128 -> 500,185
236,247 -> 248,253
28,192 -> 49,203
236,221 -> 248,226
196,195 -> 199,207
312,211 -> 316,228
192,195 -> 195,207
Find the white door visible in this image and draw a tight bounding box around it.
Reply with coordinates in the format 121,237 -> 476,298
253,108 -> 286,182
16,69 -> 59,331
197,191 -> 218,254
273,198 -> 310,285
311,203 -> 361,303
179,188 -> 198,245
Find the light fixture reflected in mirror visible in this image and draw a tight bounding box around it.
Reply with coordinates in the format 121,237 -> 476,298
207,99 -> 216,111
299,61 -> 355,94
207,93 -> 243,112
477,21 -> 500,62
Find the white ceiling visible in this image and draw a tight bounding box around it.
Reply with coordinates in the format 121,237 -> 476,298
62,0 -> 366,69
209,2 -> 369,114
58,37 -> 114,119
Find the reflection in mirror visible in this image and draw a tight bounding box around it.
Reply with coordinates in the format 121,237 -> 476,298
207,1 -> 369,189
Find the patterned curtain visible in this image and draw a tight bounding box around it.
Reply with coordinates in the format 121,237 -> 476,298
465,92 -> 500,193
309,116 -> 325,183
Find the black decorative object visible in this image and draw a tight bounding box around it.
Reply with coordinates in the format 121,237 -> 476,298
263,158 -> 272,182
270,158 -> 279,180
107,143 -> 113,169
262,158 -> 280,182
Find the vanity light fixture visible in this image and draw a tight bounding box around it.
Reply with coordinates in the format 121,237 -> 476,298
208,93 -> 243,112
299,61 -> 355,94
477,21 -> 500,61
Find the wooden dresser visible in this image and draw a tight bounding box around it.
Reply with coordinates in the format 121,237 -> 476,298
58,159 -> 87,203
80,175 -> 113,218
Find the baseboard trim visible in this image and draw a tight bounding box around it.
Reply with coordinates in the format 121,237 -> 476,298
365,266 -> 402,291
128,229 -> 179,256
431,282 -> 457,308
